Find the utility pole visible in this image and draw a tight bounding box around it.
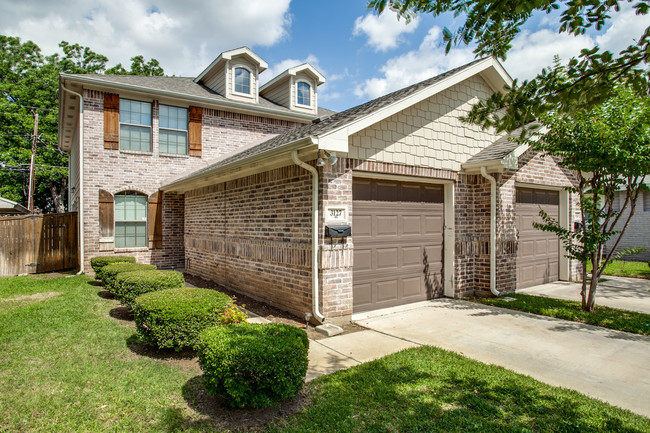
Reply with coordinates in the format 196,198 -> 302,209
27,112 -> 38,214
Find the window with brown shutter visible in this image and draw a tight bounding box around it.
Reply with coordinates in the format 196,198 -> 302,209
104,93 -> 120,150
99,189 -> 114,238
188,106 -> 202,157
148,191 -> 163,249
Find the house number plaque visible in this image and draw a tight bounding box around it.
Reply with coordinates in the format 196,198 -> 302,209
325,206 -> 347,223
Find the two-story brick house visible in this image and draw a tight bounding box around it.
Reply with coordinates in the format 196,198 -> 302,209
59,47 -> 580,323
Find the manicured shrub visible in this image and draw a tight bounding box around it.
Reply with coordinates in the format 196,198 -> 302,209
101,263 -> 156,293
133,288 -> 233,350
114,270 -> 184,306
197,323 -> 309,408
90,256 -> 136,280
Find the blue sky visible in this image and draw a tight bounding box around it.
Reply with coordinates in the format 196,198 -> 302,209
0,0 -> 646,112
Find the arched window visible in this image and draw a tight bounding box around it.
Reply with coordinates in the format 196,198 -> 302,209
234,67 -> 251,94
114,191 -> 147,248
296,81 -> 311,106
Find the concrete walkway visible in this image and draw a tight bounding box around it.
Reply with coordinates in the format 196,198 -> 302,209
307,299 -> 650,418
519,276 -> 650,314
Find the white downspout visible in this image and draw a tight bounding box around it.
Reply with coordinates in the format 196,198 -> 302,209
61,84 -> 84,275
480,166 -> 501,296
291,150 -> 325,323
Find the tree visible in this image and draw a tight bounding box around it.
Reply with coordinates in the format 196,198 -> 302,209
0,36 -> 164,213
528,87 -> 650,311
105,55 -> 164,76
368,0 -> 650,132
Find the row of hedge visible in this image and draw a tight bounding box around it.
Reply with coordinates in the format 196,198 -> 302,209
91,255 -> 309,408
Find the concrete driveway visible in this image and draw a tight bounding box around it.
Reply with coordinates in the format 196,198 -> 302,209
519,276 -> 650,314
335,299 -> 650,418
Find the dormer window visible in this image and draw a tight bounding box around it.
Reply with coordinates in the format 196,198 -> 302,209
296,81 -> 311,106
234,67 -> 251,95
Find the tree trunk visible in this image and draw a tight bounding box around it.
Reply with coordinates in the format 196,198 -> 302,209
580,261 -> 588,311
50,184 -> 65,213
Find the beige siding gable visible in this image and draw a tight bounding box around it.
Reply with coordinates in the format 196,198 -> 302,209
228,57 -> 259,104
348,75 -> 500,172
291,72 -> 317,115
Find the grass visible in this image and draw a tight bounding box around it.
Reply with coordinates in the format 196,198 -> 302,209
1,274 -> 649,432
475,294 -> 650,336
587,260 -> 650,279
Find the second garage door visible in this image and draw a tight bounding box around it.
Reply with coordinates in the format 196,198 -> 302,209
352,179 -> 444,313
516,187 -> 560,289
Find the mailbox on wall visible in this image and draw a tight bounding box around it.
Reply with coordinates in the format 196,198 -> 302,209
326,225 -> 351,238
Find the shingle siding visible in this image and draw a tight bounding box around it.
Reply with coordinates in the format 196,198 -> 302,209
605,190 -> 650,261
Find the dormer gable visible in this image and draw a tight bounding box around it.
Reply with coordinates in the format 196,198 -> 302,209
259,63 -> 325,115
194,47 -> 268,104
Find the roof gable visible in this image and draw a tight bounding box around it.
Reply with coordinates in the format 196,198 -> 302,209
194,47 -> 268,84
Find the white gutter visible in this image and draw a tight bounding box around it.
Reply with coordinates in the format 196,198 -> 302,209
61,83 -> 85,275
290,150 -> 325,323
480,166 -> 501,296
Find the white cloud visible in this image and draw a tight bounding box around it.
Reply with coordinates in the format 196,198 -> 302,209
0,0 -> 292,76
595,5 -> 649,54
259,54 -> 321,85
354,26 -> 474,99
353,10 -> 419,52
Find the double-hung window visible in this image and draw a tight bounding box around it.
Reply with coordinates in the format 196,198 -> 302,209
296,82 -> 311,106
114,192 -> 147,248
159,105 -> 188,155
234,67 -> 251,95
120,99 -> 152,151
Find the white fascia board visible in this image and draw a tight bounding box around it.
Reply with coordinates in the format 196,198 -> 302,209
260,63 -> 326,93
195,47 -> 268,83
318,57 -> 511,141
317,129 -> 348,153
194,54 -> 225,83
60,74 -> 317,123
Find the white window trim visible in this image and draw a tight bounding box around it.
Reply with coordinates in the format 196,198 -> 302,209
232,65 -> 254,98
158,104 -> 189,155
119,99 -> 152,152
114,191 -> 148,249
295,79 -> 312,108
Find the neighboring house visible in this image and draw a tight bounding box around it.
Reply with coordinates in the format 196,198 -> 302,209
59,47 -> 581,323
605,182 -> 650,262
0,197 -> 29,216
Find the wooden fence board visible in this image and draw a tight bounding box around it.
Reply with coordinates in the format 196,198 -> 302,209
0,213 -> 78,277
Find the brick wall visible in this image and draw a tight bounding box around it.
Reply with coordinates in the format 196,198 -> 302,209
184,165 -> 314,318
81,89 -> 299,271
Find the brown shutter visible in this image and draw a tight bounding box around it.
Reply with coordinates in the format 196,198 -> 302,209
188,106 -> 202,157
104,93 -> 120,150
148,191 -> 163,249
99,189 -> 114,238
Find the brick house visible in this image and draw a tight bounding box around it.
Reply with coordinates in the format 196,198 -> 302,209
59,47 -> 581,323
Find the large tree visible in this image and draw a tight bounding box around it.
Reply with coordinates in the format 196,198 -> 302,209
368,0 -> 649,132
530,87 -> 650,311
0,36 -> 164,213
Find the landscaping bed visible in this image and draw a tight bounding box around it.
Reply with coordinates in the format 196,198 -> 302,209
473,293 -> 650,336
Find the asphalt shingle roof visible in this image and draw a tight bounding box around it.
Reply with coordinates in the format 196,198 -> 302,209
66,74 -> 335,118
165,58 -> 487,187
465,124 -> 537,165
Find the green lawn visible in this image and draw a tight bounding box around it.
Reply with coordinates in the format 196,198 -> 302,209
474,294 -> 650,336
1,274 -> 648,432
588,260 -> 650,279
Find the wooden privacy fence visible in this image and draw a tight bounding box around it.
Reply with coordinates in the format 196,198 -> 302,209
0,212 -> 78,277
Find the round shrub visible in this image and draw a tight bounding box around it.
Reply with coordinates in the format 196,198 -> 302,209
101,263 -> 156,293
90,256 -> 136,280
197,323 -> 309,408
133,288 -> 233,350
115,270 -> 184,306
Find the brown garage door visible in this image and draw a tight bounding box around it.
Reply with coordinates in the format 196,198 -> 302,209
516,187 -> 560,289
353,179 -> 444,313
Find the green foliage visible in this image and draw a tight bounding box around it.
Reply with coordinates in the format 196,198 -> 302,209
90,256 -> 136,280
100,263 -> 156,293
114,270 -> 183,306
0,35 -> 164,212
197,323 -> 309,408
105,55 -> 164,76
369,1 -> 649,132
217,304 -> 249,325
133,288 -> 233,351
475,294 -> 650,335
525,87 -> 650,310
